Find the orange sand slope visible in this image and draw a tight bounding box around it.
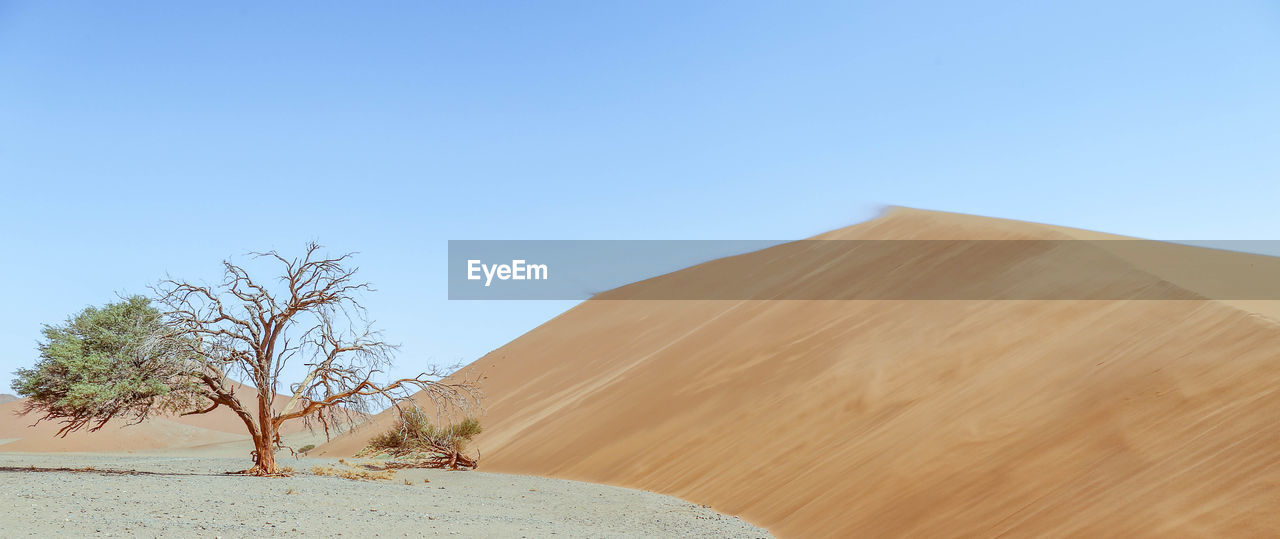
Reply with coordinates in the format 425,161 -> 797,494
335,208 -> 1280,535
0,383 -> 311,453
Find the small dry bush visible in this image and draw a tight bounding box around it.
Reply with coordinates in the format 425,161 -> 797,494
365,409 -> 481,454
310,464 -> 394,481
359,407 -> 481,469
298,444 -> 316,454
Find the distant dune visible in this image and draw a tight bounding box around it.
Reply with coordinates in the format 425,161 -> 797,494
318,208 -> 1280,537
0,383 -> 315,454
0,395 -> 16,405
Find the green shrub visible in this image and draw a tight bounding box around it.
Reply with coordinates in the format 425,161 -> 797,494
13,296 -> 205,435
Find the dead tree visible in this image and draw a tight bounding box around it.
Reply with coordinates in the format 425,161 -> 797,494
154,242 -> 480,475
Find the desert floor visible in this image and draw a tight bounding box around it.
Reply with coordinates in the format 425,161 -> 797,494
0,453 -> 768,538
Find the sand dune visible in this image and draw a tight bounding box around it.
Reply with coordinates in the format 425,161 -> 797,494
0,400 -> 246,453
0,383 -> 314,453
318,208 -> 1280,537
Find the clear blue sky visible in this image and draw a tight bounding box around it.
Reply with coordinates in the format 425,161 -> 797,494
2,2 -> 1279,392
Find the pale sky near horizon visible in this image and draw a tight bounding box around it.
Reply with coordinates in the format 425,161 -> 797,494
2,2 -> 1279,393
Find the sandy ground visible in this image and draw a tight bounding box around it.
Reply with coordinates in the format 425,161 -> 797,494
0,453 -> 768,538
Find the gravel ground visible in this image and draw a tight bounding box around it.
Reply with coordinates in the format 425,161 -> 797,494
0,453 -> 769,538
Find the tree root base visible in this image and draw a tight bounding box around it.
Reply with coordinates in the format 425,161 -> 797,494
227,467 -> 294,477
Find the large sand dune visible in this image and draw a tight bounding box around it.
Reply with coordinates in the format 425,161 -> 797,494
318,208 -> 1280,537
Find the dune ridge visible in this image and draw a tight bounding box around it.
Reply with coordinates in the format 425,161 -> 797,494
318,208 -> 1280,537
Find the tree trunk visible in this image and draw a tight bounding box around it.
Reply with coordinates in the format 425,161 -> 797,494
252,431 -> 277,475
252,384 -> 279,475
